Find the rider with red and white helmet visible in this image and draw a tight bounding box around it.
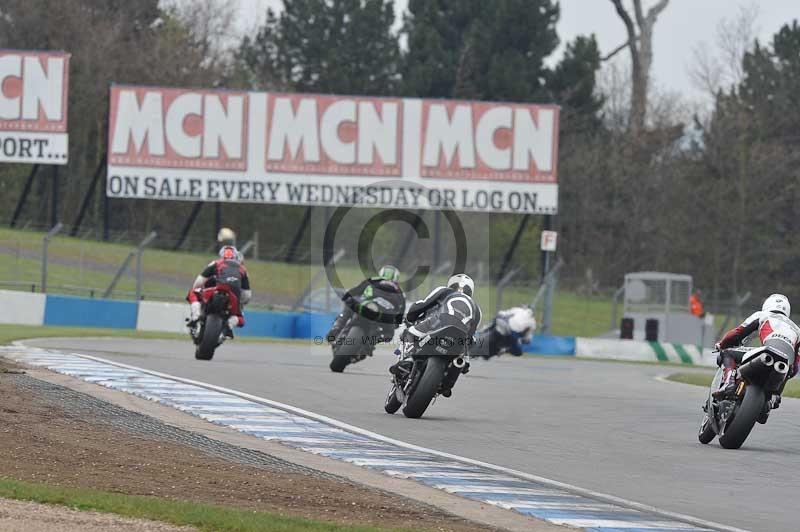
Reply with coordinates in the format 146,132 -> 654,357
716,294 -> 800,407
186,245 -> 251,336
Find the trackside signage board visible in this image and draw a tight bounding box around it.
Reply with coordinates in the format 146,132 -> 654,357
0,50 -> 70,164
107,86 -> 560,213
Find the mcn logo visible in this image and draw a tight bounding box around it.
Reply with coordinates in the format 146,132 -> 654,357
0,51 -> 69,132
265,94 -> 402,177
420,101 -> 557,183
109,86 -> 248,170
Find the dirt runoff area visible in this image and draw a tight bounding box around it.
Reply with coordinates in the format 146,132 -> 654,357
0,359 -> 491,531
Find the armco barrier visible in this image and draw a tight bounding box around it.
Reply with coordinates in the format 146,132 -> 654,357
44,294 -> 139,329
0,290 -> 717,365
0,289 -> 46,326
293,312 -> 339,339
523,335 -> 576,355
136,301 -> 187,334
237,311 -> 295,338
575,337 -> 715,366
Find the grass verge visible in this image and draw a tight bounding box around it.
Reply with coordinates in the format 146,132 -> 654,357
0,324 -> 307,347
0,226 -> 614,337
0,477 -> 387,532
666,372 -> 800,398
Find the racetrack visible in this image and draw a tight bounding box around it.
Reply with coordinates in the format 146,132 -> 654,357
27,338 -> 800,532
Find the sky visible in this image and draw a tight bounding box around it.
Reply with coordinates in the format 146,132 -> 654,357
235,0 -> 800,102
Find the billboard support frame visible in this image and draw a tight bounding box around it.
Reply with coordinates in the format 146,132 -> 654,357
173,202 -> 204,250
285,206 -> 314,263
9,164 -> 41,228
71,153 -> 107,236
50,166 -> 60,226
497,213 -> 531,283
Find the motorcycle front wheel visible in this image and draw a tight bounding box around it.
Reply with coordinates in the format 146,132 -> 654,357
402,356 -> 447,419
719,384 -> 765,449
196,314 -> 223,360
329,325 -> 364,373
384,384 -> 402,414
698,411 -> 716,444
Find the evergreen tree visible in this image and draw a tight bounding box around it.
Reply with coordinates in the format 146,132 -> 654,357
401,0 -> 559,102
239,0 -> 400,95
547,35 -> 604,132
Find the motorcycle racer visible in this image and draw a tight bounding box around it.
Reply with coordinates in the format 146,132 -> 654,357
187,245 -> 251,337
326,265 -> 405,345
715,294 -> 799,409
391,274 -> 481,395
476,306 -> 537,359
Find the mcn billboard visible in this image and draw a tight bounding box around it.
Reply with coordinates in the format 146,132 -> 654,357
0,50 -> 70,164
107,86 -> 559,214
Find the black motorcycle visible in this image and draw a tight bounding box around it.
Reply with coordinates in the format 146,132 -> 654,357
384,293 -> 475,418
329,294 -> 404,373
699,345 -> 793,449
190,286 -> 235,361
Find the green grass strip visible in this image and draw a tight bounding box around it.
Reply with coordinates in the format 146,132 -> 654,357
649,342 -> 669,362
666,373 -> 800,398
0,324 -> 309,347
0,477 -> 387,532
671,343 -> 694,365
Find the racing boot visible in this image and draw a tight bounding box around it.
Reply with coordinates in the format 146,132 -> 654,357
389,359 -> 412,377
757,397 -> 771,424
224,315 -> 240,339
771,395 -> 782,410
186,302 -> 202,329
712,368 -> 738,400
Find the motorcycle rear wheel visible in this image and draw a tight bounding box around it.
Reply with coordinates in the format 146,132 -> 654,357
196,314 -> 223,360
718,384 -> 765,449
329,325 -> 364,373
402,357 -> 447,419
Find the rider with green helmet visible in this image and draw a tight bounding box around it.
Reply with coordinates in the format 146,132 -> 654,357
326,265 -> 405,345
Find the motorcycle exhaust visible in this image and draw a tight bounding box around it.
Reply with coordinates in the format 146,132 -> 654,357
774,360 -> 789,375
452,356 -> 466,369
738,353 -> 773,382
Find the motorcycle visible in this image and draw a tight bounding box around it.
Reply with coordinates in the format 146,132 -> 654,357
189,285 -> 238,361
329,294 -> 404,373
384,292 -> 476,418
471,306 -> 535,360
698,345 -> 792,449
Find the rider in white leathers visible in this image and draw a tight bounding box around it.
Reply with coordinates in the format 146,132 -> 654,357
716,294 -> 800,407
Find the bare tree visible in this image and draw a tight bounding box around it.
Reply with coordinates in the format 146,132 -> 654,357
690,3 -> 760,102
608,0 -> 670,139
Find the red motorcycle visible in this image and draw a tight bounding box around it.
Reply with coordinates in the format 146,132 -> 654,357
190,285 -> 240,360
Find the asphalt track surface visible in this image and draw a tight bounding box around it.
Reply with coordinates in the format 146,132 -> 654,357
28,338 -> 800,532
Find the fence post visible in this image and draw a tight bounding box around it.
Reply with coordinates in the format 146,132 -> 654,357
610,285 -> 625,331
292,248 -> 345,311
135,231 -> 158,301
41,223 -> 64,293
495,266 -> 521,316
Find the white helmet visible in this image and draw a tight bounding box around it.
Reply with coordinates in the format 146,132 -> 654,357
762,294 -> 791,316
507,307 -> 537,334
217,227 -> 236,246
447,273 -> 474,297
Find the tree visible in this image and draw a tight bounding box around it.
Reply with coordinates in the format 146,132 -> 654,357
548,35 -> 604,132
402,0 -> 559,101
0,0 -> 236,234
239,0 -> 400,95
608,0 -> 670,139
